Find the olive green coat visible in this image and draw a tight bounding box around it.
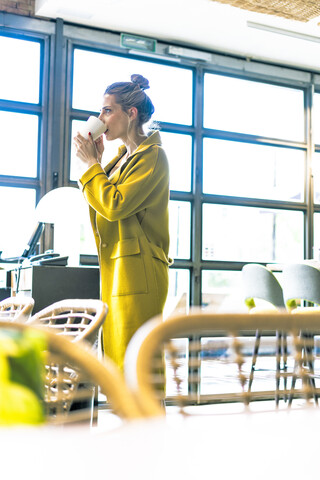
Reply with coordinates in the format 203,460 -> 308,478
79,131 -> 171,369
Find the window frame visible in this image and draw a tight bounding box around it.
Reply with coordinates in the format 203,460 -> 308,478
1,13 -> 319,310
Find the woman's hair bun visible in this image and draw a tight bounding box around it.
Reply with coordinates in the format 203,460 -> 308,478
131,74 -> 150,90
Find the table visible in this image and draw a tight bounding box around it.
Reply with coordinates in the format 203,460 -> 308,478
12,265 -> 100,313
0,406 -> 319,479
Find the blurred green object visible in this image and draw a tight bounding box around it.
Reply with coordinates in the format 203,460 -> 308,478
0,328 -> 46,425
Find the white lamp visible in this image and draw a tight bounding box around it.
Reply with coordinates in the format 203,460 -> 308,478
35,187 -> 88,266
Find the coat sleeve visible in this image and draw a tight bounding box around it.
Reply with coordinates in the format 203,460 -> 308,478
78,146 -> 169,222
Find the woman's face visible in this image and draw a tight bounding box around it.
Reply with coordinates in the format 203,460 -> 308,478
98,94 -> 130,141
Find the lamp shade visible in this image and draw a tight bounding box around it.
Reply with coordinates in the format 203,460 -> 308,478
35,187 -> 86,224
35,187 -> 89,265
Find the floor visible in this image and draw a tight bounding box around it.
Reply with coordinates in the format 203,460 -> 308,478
94,349 -> 317,432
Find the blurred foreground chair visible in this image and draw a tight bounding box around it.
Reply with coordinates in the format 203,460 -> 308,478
27,299 -> 108,346
125,311 -> 320,417
242,263 -> 286,401
27,299 -> 109,417
0,320 -> 142,425
0,296 -> 34,323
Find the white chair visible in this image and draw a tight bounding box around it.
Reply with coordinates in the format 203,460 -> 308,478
0,296 -> 34,322
282,263 -> 320,404
282,263 -> 320,312
242,263 -> 287,401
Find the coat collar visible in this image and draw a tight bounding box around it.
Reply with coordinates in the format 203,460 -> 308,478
105,130 -> 162,176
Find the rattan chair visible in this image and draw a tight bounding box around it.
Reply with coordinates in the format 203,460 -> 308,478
27,299 -> 108,346
125,310 -> 320,417
27,299 -> 110,420
0,320 -> 142,425
0,296 -> 34,322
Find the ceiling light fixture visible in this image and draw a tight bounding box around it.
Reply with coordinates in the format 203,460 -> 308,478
247,21 -> 320,43
166,46 -> 212,62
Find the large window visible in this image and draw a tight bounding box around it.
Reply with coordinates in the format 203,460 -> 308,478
72,49 -> 193,125
202,204 -> 304,263
70,48 -> 194,270
0,111 -> 39,178
203,74 -> 304,141
200,71 -> 308,310
203,138 -> 304,202
0,187 -> 37,257
0,15 -> 318,316
0,35 -> 41,103
0,33 -> 42,258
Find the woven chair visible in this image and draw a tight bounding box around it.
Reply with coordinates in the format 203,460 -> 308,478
0,296 -> 35,323
125,310 -> 320,417
27,299 -> 110,420
242,263 -> 287,403
0,320 -> 142,425
27,299 -> 108,346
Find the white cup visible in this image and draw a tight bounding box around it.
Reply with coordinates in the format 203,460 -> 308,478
79,116 -> 106,141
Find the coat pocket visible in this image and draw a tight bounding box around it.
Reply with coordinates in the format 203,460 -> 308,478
148,242 -> 173,266
110,238 -> 148,296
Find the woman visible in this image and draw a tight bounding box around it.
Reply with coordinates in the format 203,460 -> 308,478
74,74 -> 171,370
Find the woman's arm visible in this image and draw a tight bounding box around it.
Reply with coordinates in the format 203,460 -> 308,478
79,146 -> 169,222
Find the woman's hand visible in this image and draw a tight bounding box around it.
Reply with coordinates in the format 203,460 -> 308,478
94,135 -> 105,162
73,132 -> 104,168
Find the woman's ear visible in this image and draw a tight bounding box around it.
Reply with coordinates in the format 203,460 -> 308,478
128,107 -> 138,120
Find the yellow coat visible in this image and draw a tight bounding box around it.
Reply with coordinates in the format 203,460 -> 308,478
79,131 -> 171,369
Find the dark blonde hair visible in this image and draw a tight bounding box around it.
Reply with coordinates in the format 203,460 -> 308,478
104,74 -> 155,127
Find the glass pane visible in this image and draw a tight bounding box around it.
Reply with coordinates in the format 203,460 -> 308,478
169,200 -> 191,259
164,268 -> 190,318
0,36 -> 40,103
313,151 -> 320,204
313,93 -> 320,145
72,49 -> 193,125
314,212 -> 320,258
204,73 -> 304,141
0,187 -> 36,258
70,119 -> 121,181
202,204 -> 304,263
161,132 -> 192,192
0,112 -> 38,178
201,270 -> 244,312
203,138 -> 304,201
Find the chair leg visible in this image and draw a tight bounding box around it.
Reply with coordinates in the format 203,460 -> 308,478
90,386 -> 99,426
248,330 -> 261,392
276,331 -> 282,406
289,332 -> 318,406
282,332 -> 288,402
303,333 -> 318,405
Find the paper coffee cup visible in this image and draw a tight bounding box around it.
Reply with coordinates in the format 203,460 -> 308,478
80,116 -> 106,141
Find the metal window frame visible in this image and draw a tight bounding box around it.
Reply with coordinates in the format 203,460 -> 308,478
0,13 -> 318,308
